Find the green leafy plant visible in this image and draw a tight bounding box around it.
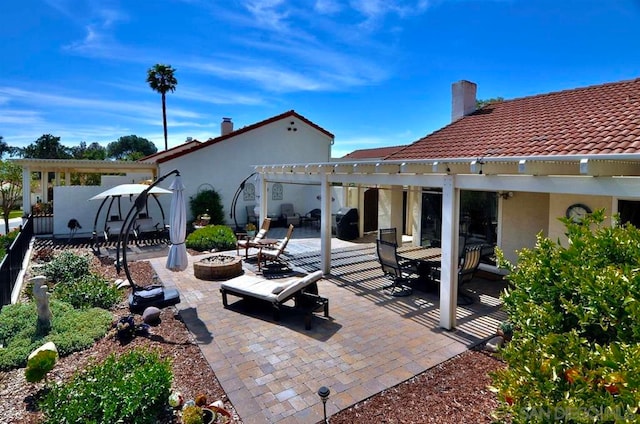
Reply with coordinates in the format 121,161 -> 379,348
25,346 -> 58,383
0,228 -> 19,258
491,210 -> 640,422
0,300 -> 111,370
189,189 -> 224,226
181,405 -> 204,424
186,225 -> 236,252
52,272 -> 123,309
42,250 -> 91,285
39,348 -> 172,424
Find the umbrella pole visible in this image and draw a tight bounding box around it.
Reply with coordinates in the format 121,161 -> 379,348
117,169 -> 181,289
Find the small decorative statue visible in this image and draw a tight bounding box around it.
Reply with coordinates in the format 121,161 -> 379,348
31,276 -> 52,334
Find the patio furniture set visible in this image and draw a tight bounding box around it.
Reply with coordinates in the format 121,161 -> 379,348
376,227 -> 483,304
223,217 -> 329,329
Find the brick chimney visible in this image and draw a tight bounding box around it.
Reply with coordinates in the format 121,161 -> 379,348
451,80 -> 477,122
221,117 -> 233,136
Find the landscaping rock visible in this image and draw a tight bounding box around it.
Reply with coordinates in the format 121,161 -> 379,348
484,335 -> 504,352
142,306 -> 161,324
28,341 -> 58,360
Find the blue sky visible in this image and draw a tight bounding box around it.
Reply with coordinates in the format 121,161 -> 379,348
1,0 -> 639,158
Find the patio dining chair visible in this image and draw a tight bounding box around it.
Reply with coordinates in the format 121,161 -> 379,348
257,224 -> 294,271
376,239 -> 419,297
378,227 -> 398,245
237,218 -> 271,258
431,244 -> 483,305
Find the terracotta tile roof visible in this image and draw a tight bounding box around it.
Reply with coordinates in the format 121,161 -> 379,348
386,77 -> 640,160
139,140 -> 201,163
341,145 -> 407,160
156,110 -> 334,164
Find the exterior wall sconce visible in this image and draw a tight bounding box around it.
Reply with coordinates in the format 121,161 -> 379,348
499,191 -> 514,199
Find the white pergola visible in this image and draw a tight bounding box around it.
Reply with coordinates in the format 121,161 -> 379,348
11,158 -> 159,210
255,154 -> 640,330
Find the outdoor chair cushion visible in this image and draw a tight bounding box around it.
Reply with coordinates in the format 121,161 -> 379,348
220,270 -> 327,329
220,270 -> 323,303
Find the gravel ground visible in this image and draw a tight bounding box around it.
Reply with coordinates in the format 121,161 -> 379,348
1,248 -> 506,423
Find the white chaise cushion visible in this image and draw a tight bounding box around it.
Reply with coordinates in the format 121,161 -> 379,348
275,271 -> 323,302
221,271 -> 323,303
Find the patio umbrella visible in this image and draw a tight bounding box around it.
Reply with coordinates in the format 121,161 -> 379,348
166,175 -> 188,271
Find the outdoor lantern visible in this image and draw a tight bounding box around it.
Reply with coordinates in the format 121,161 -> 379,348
318,386 -> 330,423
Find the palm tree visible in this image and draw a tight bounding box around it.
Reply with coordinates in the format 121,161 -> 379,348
146,64 -> 178,151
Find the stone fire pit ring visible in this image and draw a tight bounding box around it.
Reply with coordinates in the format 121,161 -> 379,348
194,255 -> 243,280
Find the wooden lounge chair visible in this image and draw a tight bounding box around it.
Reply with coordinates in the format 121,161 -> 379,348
220,270 -> 328,329
257,224 -> 293,270
237,218 -> 271,258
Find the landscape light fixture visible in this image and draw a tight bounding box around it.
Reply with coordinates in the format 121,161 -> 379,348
318,386 -> 330,423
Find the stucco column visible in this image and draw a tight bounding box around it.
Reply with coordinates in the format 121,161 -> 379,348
320,176 -> 331,274
408,186 -> 422,246
377,185 -> 403,244
40,171 -> 47,204
439,175 -> 460,330
22,166 -> 31,214
258,175 -> 267,224
65,169 -> 71,186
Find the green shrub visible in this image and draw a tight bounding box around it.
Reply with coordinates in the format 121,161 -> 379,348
53,272 -> 123,309
43,250 -> 92,285
491,210 -> 640,422
40,348 -> 172,424
0,228 -> 19,258
182,405 -> 204,424
186,225 -> 236,252
189,189 -> 225,225
0,300 -> 112,370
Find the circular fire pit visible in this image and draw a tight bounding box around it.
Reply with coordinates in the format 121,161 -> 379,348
194,255 -> 243,280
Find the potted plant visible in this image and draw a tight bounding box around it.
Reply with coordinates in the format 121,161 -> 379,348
245,222 -> 257,237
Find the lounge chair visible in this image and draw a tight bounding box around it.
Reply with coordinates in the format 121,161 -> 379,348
220,270 -> 329,329
257,224 -> 293,270
237,218 -> 271,258
280,203 -> 301,226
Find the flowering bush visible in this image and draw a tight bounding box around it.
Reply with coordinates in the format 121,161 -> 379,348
491,210 -> 640,422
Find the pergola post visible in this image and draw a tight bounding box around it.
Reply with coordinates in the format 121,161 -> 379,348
320,176 -> 332,274
439,175 -> 460,330
22,166 -> 31,214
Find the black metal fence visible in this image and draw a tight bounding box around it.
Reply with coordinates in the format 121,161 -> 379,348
0,216 -> 34,310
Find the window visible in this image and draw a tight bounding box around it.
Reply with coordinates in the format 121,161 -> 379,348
420,189 -> 497,264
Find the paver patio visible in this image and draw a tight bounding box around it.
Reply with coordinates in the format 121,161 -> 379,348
148,227 -> 506,423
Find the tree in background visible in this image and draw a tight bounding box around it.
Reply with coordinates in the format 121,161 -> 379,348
476,97 -> 504,109
107,135 -> 157,161
0,160 -> 22,233
0,136 -> 10,158
71,142 -> 107,160
70,142 -> 108,186
20,134 -> 72,159
146,64 -> 178,151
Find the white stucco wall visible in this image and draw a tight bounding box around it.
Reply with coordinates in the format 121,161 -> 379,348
53,185 -> 171,239
500,191 -> 550,264
548,194 -> 611,245
158,116 -> 332,226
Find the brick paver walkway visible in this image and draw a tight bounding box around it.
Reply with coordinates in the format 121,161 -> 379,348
149,230 -> 505,424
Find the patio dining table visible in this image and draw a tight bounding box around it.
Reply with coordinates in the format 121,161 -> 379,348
396,246 -> 442,287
